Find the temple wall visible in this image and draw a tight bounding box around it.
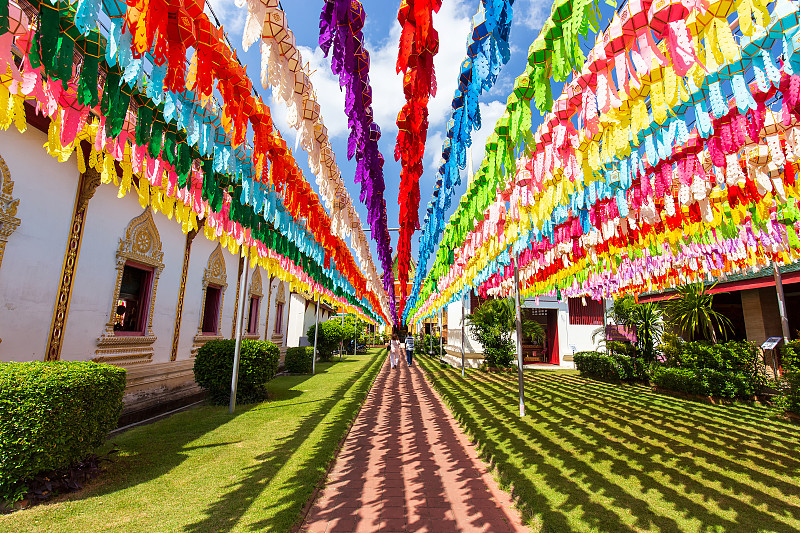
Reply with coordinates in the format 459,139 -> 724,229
0,127 -> 78,361
0,127 -> 318,423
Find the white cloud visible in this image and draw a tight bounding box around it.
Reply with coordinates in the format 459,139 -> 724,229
366,0 -> 472,134
426,131 -> 445,171
258,0 -> 477,148
205,0 -> 246,36
469,100 -> 506,171
424,99 -> 505,178
518,0 -> 551,31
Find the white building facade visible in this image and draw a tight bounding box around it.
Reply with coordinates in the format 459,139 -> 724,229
0,123 -> 329,420
442,292 -> 609,369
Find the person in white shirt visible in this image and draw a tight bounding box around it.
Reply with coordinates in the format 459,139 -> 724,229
405,333 -> 415,366
389,333 -> 400,369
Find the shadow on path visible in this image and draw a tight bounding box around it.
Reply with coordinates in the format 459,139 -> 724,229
301,357 -> 526,533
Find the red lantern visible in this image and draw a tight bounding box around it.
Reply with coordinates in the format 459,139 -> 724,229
622,0 -> 652,38
648,0 -> 688,39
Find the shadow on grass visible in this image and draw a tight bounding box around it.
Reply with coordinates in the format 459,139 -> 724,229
182,350 -> 385,533
417,355 -> 800,533
43,403 -> 259,509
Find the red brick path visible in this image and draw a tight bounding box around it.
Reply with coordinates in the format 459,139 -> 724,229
300,357 -> 528,533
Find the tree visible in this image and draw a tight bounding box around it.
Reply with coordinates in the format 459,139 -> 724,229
467,298 -> 545,368
608,296 -> 665,362
307,320 -> 345,362
338,314 -> 367,350
665,283 -> 732,343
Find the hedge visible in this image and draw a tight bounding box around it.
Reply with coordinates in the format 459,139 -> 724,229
193,339 -> 279,405
652,367 -> 758,399
674,341 -> 761,373
285,347 -> 314,374
573,351 -> 644,381
0,361 -> 126,504
780,340 -> 800,373
414,334 -> 430,356
785,372 -> 800,415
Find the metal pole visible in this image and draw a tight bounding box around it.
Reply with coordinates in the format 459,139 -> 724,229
439,308 -> 443,358
773,262 -> 791,342
230,248 -> 251,414
773,262 -> 790,376
461,294 -> 466,377
340,311 -> 344,361
312,295 -> 321,375
513,252 -> 526,418
353,314 -> 358,357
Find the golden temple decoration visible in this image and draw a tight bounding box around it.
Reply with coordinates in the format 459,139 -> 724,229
45,168 -> 101,361
95,208 -> 164,365
193,243 -> 228,349
0,154 -> 20,274
170,225 -> 201,361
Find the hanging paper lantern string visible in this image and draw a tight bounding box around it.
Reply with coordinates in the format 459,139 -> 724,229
319,0 -> 396,322
5,0 -> 390,323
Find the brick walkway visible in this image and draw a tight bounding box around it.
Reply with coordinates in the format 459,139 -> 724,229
300,356 -> 528,533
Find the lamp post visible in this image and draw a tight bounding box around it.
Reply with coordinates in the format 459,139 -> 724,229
312,294 -> 321,375
439,308 -> 443,358
429,318 -> 434,355
513,252 -> 526,418
353,314 -> 358,357
461,293 -> 466,377
230,249 -> 251,414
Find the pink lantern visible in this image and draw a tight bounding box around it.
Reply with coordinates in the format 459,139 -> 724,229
6,0 -> 30,36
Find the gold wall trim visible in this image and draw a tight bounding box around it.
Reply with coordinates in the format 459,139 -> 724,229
170,226 -> 200,361
45,168 -> 101,361
0,154 -> 20,273
193,243 -> 228,349
263,276 -> 274,341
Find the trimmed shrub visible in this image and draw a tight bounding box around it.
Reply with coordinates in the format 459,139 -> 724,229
414,334 -> 430,356
780,340 -> 800,373
652,367 -> 757,399
658,341 -> 767,396
675,341 -> 760,373
784,372 -> 800,415
307,321 -> 345,362
285,347 -> 314,374
574,351 -> 645,381
193,339 -> 279,405
0,361 -> 126,503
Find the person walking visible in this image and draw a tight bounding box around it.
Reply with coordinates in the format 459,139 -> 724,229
405,332 -> 415,366
389,333 -> 400,369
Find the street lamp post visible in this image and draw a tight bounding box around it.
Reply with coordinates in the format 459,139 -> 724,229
513,252 -> 526,418
312,294 -> 321,375
229,249 -> 251,414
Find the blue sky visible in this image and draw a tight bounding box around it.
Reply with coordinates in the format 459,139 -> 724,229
206,0 -> 553,283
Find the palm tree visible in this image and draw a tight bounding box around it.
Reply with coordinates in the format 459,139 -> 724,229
467,298 -> 544,342
604,296 -> 664,362
466,298 -> 544,367
664,283 -> 732,343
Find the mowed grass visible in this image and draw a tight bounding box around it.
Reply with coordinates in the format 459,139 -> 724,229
417,355 -> 800,533
0,349 -> 385,533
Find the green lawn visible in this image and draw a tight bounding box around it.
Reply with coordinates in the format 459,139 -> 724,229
0,349 -> 384,533
417,355 -> 800,533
